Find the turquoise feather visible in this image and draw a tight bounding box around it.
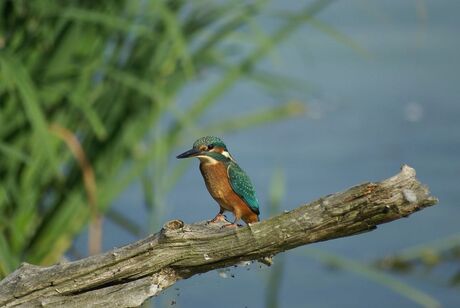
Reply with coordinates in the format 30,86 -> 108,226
227,161 -> 260,215
193,136 -> 227,149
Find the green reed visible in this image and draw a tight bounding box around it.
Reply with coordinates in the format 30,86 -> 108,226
0,0 -> 339,277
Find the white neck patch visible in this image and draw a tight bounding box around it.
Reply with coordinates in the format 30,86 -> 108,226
220,150 -> 235,161
221,150 -> 231,158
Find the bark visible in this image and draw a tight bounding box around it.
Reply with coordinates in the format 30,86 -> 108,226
0,165 -> 438,307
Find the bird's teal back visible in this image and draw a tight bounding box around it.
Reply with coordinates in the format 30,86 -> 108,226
227,161 -> 260,215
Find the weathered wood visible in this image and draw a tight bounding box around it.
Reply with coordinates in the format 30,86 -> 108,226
0,165 -> 437,307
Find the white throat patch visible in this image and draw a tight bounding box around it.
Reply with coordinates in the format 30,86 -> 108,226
197,155 -> 218,164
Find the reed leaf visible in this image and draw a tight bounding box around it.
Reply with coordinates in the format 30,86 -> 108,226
303,249 -> 440,308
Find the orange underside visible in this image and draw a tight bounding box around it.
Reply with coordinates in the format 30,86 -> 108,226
200,162 -> 259,224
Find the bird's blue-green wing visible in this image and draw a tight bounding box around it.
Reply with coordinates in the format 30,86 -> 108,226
227,162 -> 260,215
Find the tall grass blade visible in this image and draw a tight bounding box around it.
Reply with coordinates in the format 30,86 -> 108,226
265,168 -> 286,308
203,101 -> 305,134
303,248 -> 440,308
0,53 -> 58,171
167,0 -> 335,144
0,232 -> 18,276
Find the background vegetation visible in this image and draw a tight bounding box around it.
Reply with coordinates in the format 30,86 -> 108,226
1,0 -> 458,307
0,0 -> 334,276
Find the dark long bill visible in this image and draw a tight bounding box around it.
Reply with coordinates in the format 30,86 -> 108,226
176,148 -> 201,159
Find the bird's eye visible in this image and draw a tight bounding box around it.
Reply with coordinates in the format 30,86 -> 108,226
207,144 -> 214,150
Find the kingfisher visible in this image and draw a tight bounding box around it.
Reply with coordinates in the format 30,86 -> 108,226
176,136 -> 260,227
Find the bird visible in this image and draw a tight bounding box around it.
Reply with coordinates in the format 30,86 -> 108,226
176,136 -> 260,227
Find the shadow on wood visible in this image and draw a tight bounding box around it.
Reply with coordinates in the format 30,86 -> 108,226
0,165 -> 438,307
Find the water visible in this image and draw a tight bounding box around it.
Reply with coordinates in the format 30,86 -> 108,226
75,1 -> 460,306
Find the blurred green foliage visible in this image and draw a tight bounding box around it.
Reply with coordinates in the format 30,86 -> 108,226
375,233 -> 460,288
303,248 -> 440,308
265,168 -> 286,308
0,0 -> 341,277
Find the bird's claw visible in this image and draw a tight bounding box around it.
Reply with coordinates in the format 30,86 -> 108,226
207,214 -> 227,224
220,223 -> 242,229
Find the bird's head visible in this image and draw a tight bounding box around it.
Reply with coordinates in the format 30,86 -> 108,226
176,136 -> 233,162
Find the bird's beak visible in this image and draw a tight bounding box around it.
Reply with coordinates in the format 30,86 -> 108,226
176,148 -> 201,159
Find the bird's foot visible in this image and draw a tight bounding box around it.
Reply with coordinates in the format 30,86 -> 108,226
207,213 -> 227,224
220,223 -> 242,229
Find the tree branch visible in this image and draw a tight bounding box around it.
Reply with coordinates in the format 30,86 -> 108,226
0,165 -> 438,307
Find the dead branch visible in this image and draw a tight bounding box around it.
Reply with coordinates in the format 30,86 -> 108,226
0,165 -> 438,307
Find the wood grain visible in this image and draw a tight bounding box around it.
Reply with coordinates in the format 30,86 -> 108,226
0,165 -> 438,307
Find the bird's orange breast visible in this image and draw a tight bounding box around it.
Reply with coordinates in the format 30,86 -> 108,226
199,162 -> 258,223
